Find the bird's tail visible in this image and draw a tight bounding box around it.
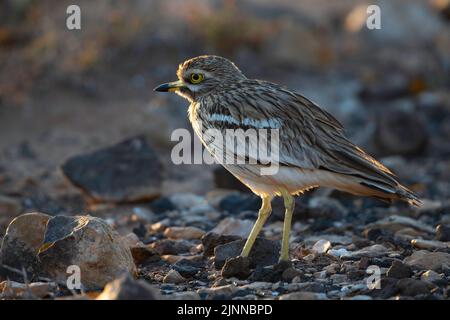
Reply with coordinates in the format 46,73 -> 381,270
358,179 -> 423,207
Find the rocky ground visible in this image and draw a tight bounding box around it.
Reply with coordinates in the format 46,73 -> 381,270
0,133 -> 450,300
1,0 -> 450,300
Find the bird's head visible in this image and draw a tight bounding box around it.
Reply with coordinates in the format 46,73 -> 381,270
154,55 -> 246,102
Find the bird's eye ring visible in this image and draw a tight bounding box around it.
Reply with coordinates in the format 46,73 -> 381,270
190,73 -> 204,84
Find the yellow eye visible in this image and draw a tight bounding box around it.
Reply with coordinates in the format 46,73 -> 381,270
190,73 -> 204,84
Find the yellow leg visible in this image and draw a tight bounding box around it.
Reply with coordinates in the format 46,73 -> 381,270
280,188 -> 294,261
241,195 -> 272,257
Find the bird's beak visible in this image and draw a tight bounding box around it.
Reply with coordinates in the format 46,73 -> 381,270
153,80 -> 186,92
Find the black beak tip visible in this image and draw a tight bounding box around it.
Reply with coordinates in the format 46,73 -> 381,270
153,84 -> 168,92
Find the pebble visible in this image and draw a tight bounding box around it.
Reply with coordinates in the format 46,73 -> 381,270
396,278 -> 434,297
221,256 -> 251,279
330,274 -> 348,285
148,219 -> 171,233
349,295 -> 373,300
238,282 -> 273,291
0,281 -> 57,299
150,239 -> 193,255
404,250 -> 450,271
279,291 -> 328,300
435,224 -> 450,242
161,254 -> 201,264
163,226 -> 205,240
411,239 -> 449,250
367,215 -> 434,234
197,284 -> 237,300
347,244 -> 390,258
210,217 -> 254,238
327,248 -> 351,258
163,270 -> 187,284
130,246 -> 161,265
386,260 -> 412,279
281,267 -> 303,282
311,239 -> 331,254
172,259 -> 203,278
96,273 -> 160,300
165,291 -> 201,300
324,263 -> 340,275
420,270 -> 443,283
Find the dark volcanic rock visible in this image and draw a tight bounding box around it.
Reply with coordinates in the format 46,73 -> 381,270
150,239 -> 193,255
97,273 -> 160,300
130,246 -> 161,265
251,261 -> 295,283
372,277 -> 399,299
387,260 -> 413,279
404,250 -> 450,272
221,256 -> 251,279
201,232 -> 242,256
172,259 -> 203,278
214,238 -> 280,269
396,278 -> 434,297
435,224 -> 450,242
62,136 -> 163,202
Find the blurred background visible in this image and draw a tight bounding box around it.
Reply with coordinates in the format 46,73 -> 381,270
0,0 -> 450,231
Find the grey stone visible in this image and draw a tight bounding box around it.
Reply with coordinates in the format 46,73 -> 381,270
396,278 -> 434,297
62,136 -> 163,202
404,250 -> 450,271
436,224 -> 450,242
387,260 -> 412,279
96,273 -> 160,300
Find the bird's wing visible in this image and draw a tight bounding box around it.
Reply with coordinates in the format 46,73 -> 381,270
215,80 -> 399,186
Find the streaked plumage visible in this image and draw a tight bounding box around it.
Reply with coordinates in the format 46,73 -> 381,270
155,55 -> 422,262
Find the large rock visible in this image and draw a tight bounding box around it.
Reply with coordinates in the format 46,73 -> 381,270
0,212 -> 51,281
214,238 -> 280,269
201,232 -> 242,256
404,250 -> 450,272
62,136 -> 163,202
0,213 -> 136,289
38,215 -> 136,290
96,273 -> 160,300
